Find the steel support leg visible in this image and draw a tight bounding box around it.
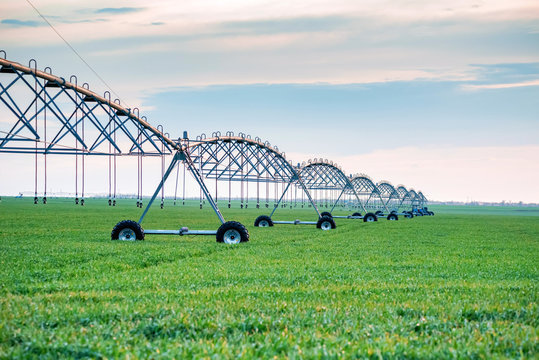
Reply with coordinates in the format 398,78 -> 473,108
329,188 -> 346,213
297,177 -> 321,218
270,181 -> 293,218
379,194 -> 390,213
365,193 -> 374,211
139,149 -> 226,226
138,151 -> 182,223
354,193 -> 368,213
183,151 -> 226,225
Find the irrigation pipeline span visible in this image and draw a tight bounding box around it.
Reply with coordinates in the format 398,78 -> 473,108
0,52 -> 433,242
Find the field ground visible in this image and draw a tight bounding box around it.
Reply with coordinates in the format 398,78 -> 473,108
0,197 -> 537,358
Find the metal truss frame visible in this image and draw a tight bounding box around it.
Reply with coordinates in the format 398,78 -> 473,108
193,142 -> 329,227
377,181 -> 401,212
140,132 -> 324,235
348,174 -> 388,213
396,185 -> 409,210
1,52 -> 433,242
396,186 -> 421,212
407,189 -> 420,210
0,57 -> 175,156
292,159 -> 368,221
255,159 -> 340,226
0,55 -> 253,241
417,191 -> 427,208
267,159 -> 350,225
188,133 -> 297,184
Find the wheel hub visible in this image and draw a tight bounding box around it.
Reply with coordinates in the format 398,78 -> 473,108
118,228 -> 136,241
321,221 -> 331,230
259,220 -> 269,227
223,229 -> 241,244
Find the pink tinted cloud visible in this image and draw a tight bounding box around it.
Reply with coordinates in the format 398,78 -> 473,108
289,145 -> 539,203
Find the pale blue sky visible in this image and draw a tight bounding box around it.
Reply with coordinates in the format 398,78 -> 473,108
0,0 -> 538,201
144,74 -> 539,156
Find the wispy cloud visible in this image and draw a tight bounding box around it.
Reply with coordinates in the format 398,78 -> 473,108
461,79 -> 539,91
1,19 -> 42,27
94,7 -> 144,15
217,15 -> 351,35
471,62 -> 539,81
45,15 -> 108,24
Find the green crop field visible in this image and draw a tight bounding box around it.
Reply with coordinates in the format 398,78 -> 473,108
0,198 -> 537,358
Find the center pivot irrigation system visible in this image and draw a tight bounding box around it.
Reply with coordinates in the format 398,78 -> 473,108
0,52 -> 433,244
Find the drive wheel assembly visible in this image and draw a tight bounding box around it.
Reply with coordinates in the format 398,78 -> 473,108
386,213 -> 398,221
363,213 -> 378,222
216,221 -> 249,244
254,215 -> 274,227
316,215 -> 336,230
111,220 -> 145,241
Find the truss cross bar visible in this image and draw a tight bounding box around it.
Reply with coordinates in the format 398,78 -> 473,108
244,146 -> 273,179
205,143 -> 240,179
257,148 -> 292,182
44,101 -> 89,153
190,144 -> 230,179
46,104 -> 83,150
239,143 -> 274,179
0,79 -> 42,141
222,142 -> 251,179
313,167 -> 342,188
193,141 -> 229,172
133,121 -> 165,154
0,93 -> 39,146
38,85 -> 91,151
0,73 -> 21,97
192,141 -> 295,183
80,101 -> 146,155
5,71 -> 78,144
232,143 -> 264,179
75,103 -> 125,154
89,108 -> 137,154
0,83 -> 41,143
201,142 -> 244,179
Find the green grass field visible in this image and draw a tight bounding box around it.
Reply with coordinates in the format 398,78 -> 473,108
0,198 -> 537,358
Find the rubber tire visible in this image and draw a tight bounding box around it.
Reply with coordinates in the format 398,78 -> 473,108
216,221 -> 249,243
387,213 -> 398,221
363,213 -> 378,222
375,210 -> 383,216
404,212 -> 414,218
320,211 -> 332,218
316,215 -> 336,230
429,211 -> 435,216
390,210 -> 398,214
352,212 -> 362,217
111,220 -> 144,241
254,215 -> 274,227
